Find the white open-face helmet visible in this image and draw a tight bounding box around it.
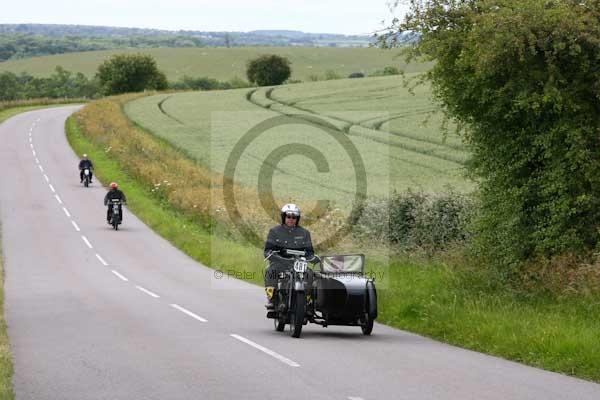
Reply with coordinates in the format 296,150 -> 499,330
280,203 -> 301,224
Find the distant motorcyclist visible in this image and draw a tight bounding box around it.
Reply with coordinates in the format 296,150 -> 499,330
104,182 -> 127,224
79,154 -> 94,183
264,203 -> 314,309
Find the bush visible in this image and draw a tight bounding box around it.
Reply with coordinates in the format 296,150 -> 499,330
96,53 -> 168,95
324,70 -> 341,80
348,72 -> 365,79
246,54 -> 291,86
353,189 -> 475,252
381,0 -> 600,271
369,65 -> 401,77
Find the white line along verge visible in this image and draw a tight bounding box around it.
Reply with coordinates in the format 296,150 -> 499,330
95,254 -> 108,266
81,235 -> 93,249
32,150 -> 36,157
62,207 -> 71,217
111,270 -> 129,282
230,334 -> 301,368
136,286 -> 160,298
43,174 -> 49,182
54,194 -> 63,205
170,304 -> 208,322
71,220 -> 81,232
49,184 -> 56,193
35,158 -> 40,164
38,165 -> 43,172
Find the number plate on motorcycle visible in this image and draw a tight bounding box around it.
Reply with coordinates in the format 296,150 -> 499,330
293,260 -> 308,273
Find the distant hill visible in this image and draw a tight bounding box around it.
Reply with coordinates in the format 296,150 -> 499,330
0,24 -> 376,61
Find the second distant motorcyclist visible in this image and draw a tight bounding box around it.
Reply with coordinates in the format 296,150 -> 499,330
104,182 -> 127,224
264,203 -> 314,309
79,154 -> 94,183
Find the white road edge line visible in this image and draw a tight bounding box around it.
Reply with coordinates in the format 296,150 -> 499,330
95,254 -> 108,266
111,270 -> 128,281
170,304 -> 208,322
54,194 -> 63,204
62,207 -> 71,217
43,174 -> 49,182
35,157 -> 40,164
29,137 -> 32,143
81,235 -> 93,249
230,334 -> 300,368
136,286 -> 160,298
32,150 -> 36,157
30,144 -> 34,149
49,184 -> 56,193
348,397 -> 365,400
71,220 -> 81,232
38,165 -> 43,172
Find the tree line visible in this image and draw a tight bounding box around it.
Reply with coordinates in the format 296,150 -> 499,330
0,34 -> 204,62
0,53 -> 292,100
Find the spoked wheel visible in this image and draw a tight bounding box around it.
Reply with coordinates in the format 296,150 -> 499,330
289,294 -> 305,338
361,313 -> 374,335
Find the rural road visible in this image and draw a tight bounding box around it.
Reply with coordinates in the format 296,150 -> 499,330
1,107 -> 599,400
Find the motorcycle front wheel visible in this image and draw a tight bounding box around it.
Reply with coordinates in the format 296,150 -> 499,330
289,294 -> 305,338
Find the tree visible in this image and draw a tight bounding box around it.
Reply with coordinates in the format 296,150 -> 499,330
380,1 -> 600,270
96,53 -> 168,95
246,54 -> 291,86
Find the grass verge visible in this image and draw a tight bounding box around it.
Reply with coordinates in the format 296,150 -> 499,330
0,227 -> 14,400
67,100 -> 600,383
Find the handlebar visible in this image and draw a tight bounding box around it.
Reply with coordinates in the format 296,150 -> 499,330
264,250 -> 320,264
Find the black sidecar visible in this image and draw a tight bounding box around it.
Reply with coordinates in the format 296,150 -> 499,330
312,254 -> 377,335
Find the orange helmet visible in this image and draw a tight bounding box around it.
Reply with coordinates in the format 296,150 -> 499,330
110,182 -> 118,189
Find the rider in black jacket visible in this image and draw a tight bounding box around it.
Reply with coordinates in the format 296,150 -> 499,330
104,182 -> 127,224
264,203 -> 314,309
78,154 -> 94,183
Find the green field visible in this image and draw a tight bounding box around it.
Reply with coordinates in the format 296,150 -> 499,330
124,75 -> 471,220
0,47 -> 430,81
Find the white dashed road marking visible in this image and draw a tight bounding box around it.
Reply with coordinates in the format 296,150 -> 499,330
230,334 -> 300,368
43,174 -> 49,182
71,220 -> 81,232
95,254 -> 108,266
136,286 -> 160,298
111,270 -> 129,282
54,194 -> 63,204
81,235 -> 93,249
170,304 -> 208,322
62,207 -> 71,217
49,184 -> 55,193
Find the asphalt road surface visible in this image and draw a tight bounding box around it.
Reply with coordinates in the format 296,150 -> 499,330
1,107 -> 599,400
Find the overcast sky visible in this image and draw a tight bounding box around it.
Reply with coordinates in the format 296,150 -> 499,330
0,0 -> 406,35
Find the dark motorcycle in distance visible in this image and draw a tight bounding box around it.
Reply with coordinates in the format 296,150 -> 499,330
109,199 -> 123,230
82,168 -> 92,187
266,250 -> 377,338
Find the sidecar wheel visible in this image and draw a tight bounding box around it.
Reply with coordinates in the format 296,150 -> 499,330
361,313 -> 373,335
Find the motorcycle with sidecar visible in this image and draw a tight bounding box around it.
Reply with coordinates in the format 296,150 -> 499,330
266,249 -> 377,338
